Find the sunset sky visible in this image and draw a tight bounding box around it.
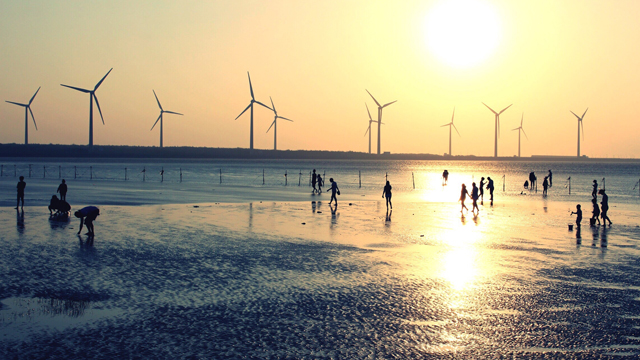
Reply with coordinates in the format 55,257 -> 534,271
1,0 -> 639,158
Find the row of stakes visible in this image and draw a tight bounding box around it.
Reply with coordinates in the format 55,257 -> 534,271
2,164 -> 636,195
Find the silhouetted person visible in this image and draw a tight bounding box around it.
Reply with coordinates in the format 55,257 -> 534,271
382,180 -> 392,210
317,174 -> 323,193
599,189 -> 612,225
542,176 -> 549,196
75,206 -> 100,235
442,170 -> 449,185
592,180 -> 598,199
471,182 -> 480,213
479,177 -> 485,204
459,183 -> 470,213
16,176 -> 26,209
486,177 -> 495,204
49,195 -> 60,215
591,198 -> 601,226
548,170 -> 553,187
529,172 -> 537,193
311,169 -> 317,193
327,177 -> 340,205
571,204 -> 582,226
49,195 -> 71,218
524,180 -> 529,191
57,179 -> 68,201
385,209 -> 392,222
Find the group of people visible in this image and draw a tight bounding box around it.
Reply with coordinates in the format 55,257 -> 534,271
15,177 -> 100,236
459,176 -> 495,213
523,170 -> 553,196
570,181 -> 612,228
311,169 -> 340,206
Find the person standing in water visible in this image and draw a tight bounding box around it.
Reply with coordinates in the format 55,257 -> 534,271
471,182 -> 480,213
591,198 -> 601,226
459,183 -> 470,213
382,181 -> 392,210
548,170 -> 553,187
16,176 -> 26,210
479,177 -> 485,204
311,169 -> 317,194
486,177 -> 495,204
442,170 -> 449,185
571,204 -> 582,227
592,180 -> 598,199
542,176 -> 549,196
57,179 -> 68,201
316,174 -> 323,193
599,189 -> 612,225
75,206 -> 100,235
327,178 -> 340,205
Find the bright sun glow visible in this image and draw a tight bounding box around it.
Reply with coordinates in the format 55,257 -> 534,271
425,0 -> 502,68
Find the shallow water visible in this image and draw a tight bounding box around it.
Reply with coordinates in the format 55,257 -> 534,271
2,195 -> 640,358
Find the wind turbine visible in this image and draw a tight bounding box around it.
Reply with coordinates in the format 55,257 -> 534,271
364,103 -> 375,154
151,90 -> 183,148
61,68 -> 112,147
511,113 -> 528,157
266,97 -> 293,151
440,107 -> 460,156
570,108 -> 587,157
366,90 -> 396,155
5,87 -> 40,145
235,72 -> 272,151
482,102 -> 512,157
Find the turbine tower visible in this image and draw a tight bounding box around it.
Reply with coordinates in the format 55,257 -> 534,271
511,113 -> 528,157
440,107 -> 460,156
151,90 -> 183,148
482,102 -> 512,157
366,90 -> 396,155
61,68 -> 113,147
570,108 -> 587,157
235,72 -> 272,151
5,87 -> 40,145
266,97 -> 293,151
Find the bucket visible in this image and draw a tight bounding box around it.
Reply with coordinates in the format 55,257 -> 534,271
589,218 -> 596,226
568,224 -> 574,231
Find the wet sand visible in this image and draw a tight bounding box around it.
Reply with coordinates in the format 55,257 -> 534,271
2,196 -> 640,358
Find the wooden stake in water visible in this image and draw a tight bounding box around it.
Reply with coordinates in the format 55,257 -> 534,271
359,170 -> 361,188
385,172 -> 388,182
161,167 -> 164,183
143,167 -> 146,182
219,169 -> 222,184
285,170 -> 288,186
298,170 -> 301,186
43,166 -> 46,178
125,168 -> 128,181
179,168 -> 182,183
412,172 -> 415,189
90,166 -> 93,180
263,169 -> 265,185
567,177 -> 571,195
74,166 -> 77,179
502,174 -> 505,191
602,177 -> 606,191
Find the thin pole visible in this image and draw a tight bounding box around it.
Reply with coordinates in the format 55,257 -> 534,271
125,167 -> 128,181
502,175 -> 505,192
285,170 -> 288,186
263,169 -> 265,185
14,165 -> 16,177
74,166 -> 77,179
219,169 -> 222,184
359,170 -> 361,188
298,170 -> 301,186
386,172 -> 388,182
90,166 -> 93,180
180,168 -> 182,183
412,172 -> 415,189
43,166 -> 46,178
161,167 -> 164,183
143,167 -> 146,182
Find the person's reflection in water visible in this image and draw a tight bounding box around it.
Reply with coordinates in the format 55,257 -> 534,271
248,202 -> 253,230
312,201 -> 317,214
590,225 -> 599,246
472,212 -> 479,225
385,209 -> 392,222
600,225 -> 609,248
460,213 -> 466,225
78,234 -> 96,254
16,209 -> 25,234
330,204 -> 338,228
575,224 -> 582,243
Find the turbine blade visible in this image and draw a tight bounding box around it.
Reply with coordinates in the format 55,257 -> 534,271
248,72 -> 254,100
28,106 -> 37,130
61,84 -> 91,93
266,120 -> 275,133
382,100 -> 397,108
235,104 -> 252,120
255,100 -> 273,111
453,123 -> 460,136
582,108 -> 588,119
29,87 -> 41,105
498,104 -> 513,115
441,124 -> 450,127
164,111 -> 183,115
270,96 -> 276,113
93,94 -> 105,125
570,110 -> 580,119
364,125 -> 370,136
278,116 -> 293,122
511,127 -> 520,131
153,90 -> 163,111
151,114 -> 162,130
365,90 -> 381,107
522,128 -> 529,140
520,113 -> 524,127
482,102 -> 497,115
581,121 -> 585,141
94,68 -> 113,91
5,101 -> 27,107
451,107 -> 455,123
366,103 -> 373,121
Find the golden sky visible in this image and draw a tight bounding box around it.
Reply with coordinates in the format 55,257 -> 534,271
1,0 -> 639,157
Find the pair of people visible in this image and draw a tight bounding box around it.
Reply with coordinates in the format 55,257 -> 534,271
460,183 -> 480,214
311,169 -> 324,194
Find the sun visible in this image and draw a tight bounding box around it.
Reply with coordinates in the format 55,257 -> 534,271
424,0 -> 502,69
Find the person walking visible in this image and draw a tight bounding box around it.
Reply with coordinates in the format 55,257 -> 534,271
16,176 -> 26,210
592,180 -> 598,199
542,176 -> 549,196
599,189 -> 612,225
311,169 -> 317,194
459,183 -> 470,213
382,180 -> 392,210
591,198 -> 601,226
442,170 -> 449,186
471,182 -> 480,213
327,178 -> 340,205
548,170 -> 553,187
75,206 -> 100,236
317,174 -> 323,193
479,177 -> 485,204
57,179 -> 68,201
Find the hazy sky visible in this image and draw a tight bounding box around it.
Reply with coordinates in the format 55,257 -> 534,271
1,0 -> 639,157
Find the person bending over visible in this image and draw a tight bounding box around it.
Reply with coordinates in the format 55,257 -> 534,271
75,206 -> 100,235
